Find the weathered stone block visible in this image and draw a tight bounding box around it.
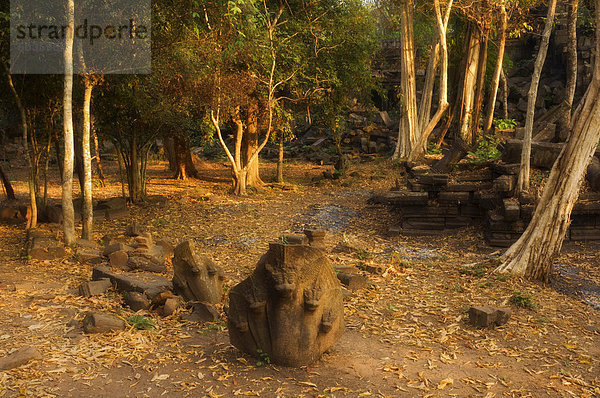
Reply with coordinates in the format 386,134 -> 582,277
126,222 -> 146,237
337,273 -> 370,291
0,346 -> 41,371
103,243 -> 132,257
28,237 -> 66,260
82,312 -> 126,333
468,305 -> 512,328
104,208 -> 129,220
172,240 -> 224,303
503,198 -> 520,222
228,239 -> 344,367
109,250 -> 129,269
76,248 -> 104,264
78,278 -> 112,297
304,230 -> 326,250
127,254 -> 167,274
124,291 -> 150,311
468,306 -> 497,328
92,266 -> 172,300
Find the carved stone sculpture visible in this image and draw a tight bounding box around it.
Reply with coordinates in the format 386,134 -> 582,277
228,232 -> 343,367
172,240 -> 224,303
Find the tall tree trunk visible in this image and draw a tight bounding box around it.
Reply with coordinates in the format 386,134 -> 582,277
0,163 -> 15,201
393,0 -> 418,160
62,0 -> 76,245
116,149 -> 127,199
244,100 -> 263,187
565,0 -> 579,109
517,0 -> 557,194
43,131 -> 51,208
408,0 -> 453,161
468,26 -> 490,143
127,132 -> 144,203
53,129 -> 63,180
496,0 -> 600,281
501,68 -> 509,120
6,69 -> 36,228
418,40 -> 439,136
483,1 -> 508,135
557,0 -> 579,139
211,108 -> 248,196
81,77 -> 94,240
92,128 -> 105,185
277,132 -> 284,183
459,28 -> 481,145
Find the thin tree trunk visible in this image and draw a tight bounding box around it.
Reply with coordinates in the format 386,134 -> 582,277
6,68 -> 37,228
418,40 -> 439,135
81,77 -> 94,240
496,0 -> 600,281
459,29 -> 481,145
501,68 -> 509,120
0,163 -> 15,201
277,132 -> 284,183
517,0 -> 557,194
557,0 -> 579,139
468,26 -> 490,144
483,1 -> 508,135
43,131 -> 52,208
62,0 -> 75,245
116,148 -> 127,199
92,128 -> 105,185
566,0 -> 579,109
393,0 -> 418,160
408,0 -> 453,161
53,129 -> 63,180
128,132 -> 144,203
210,109 -> 248,196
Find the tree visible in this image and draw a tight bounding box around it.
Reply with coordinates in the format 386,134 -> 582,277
81,75 -> 94,240
407,0 -> 453,161
6,70 -> 36,228
0,163 -> 15,200
62,0 -> 76,245
94,76 -> 158,203
516,0 -> 557,194
495,0 -> 600,282
483,0 -> 508,135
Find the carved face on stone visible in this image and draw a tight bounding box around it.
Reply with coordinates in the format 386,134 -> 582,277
264,243 -> 300,299
228,234 -> 344,367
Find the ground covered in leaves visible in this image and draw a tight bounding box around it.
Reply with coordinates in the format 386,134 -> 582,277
1,159 -> 599,397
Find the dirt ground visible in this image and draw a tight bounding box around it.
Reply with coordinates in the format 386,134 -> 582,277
0,158 -> 599,398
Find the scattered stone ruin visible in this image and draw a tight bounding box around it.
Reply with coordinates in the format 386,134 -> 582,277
227,231 -> 344,367
375,150 -> 600,247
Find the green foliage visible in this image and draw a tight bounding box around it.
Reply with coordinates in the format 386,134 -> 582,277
459,264 -> 486,278
356,249 -> 372,261
468,134 -> 502,162
493,118 -> 517,130
510,291 -> 537,310
427,142 -> 441,155
255,349 -> 271,367
127,315 -> 156,330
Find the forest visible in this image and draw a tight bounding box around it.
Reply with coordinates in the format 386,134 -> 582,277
0,0 -> 599,396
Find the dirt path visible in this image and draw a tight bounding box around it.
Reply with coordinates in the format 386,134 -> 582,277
0,160 -> 599,397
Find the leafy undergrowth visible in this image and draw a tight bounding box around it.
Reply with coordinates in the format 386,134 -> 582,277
0,159 -> 599,397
